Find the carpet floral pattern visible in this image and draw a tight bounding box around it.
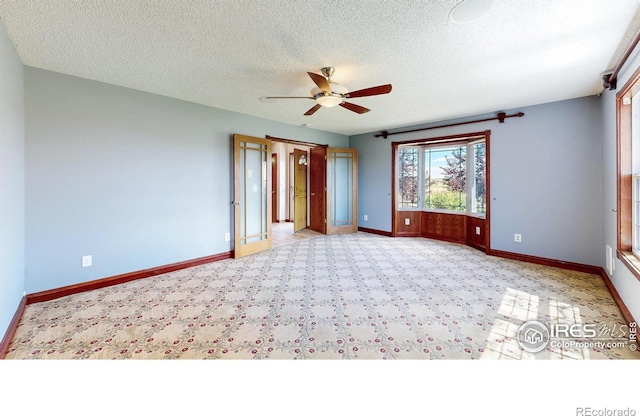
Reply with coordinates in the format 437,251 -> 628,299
6,232 -> 639,359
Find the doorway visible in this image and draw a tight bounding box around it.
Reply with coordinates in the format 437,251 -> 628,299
293,148 -> 308,232
272,141 -> 312,235
234,134 -> 357,258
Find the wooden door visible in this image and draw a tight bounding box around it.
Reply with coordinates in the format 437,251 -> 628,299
233,134 -> 272,258
327,148 -> 358,234
293,148 -> 308,232
309,146 -> 327,234
271,153 -> 277,222
288,152 -> 294,222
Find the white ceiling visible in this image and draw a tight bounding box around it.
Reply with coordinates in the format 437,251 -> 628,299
0,0 -> 639,136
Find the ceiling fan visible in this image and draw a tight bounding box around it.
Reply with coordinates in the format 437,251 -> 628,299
262,67 -> 392,116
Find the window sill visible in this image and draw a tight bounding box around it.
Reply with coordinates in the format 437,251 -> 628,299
397,208 -> 485,218
424,209 -> 467,215
618,250 -> 640,282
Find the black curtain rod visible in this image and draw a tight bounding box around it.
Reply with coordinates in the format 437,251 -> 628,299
265,135 -> 325,147
374,112 -> 524,139
603,28 -> 640,90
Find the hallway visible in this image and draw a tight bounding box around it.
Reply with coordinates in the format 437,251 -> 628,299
272,222 -> 323,247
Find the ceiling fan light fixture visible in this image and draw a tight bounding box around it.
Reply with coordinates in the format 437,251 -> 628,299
316,94 -> 343,107
311,83 -> 348,107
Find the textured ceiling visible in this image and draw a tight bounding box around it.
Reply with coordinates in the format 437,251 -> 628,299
1,0 -> 639,136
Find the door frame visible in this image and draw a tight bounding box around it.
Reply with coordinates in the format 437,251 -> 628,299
271,152 -> 278,223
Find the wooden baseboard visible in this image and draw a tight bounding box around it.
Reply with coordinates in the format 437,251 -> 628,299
466,241 -> 486,253
598,267 -> 636,326
27,251 -> 233,305
395,232 -> 422,237
487,249 -> 601,275
357,227 -> 393,237
0,296 -> 27,359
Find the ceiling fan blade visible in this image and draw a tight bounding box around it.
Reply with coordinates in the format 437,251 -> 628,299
346,84 -> 392,98
340,101 -> 370,114
263,96 -> 314,99
304,104 -> 322,116
308,72 -> 331,93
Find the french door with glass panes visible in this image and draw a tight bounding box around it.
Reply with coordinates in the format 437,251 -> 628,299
233,134 -> 272,258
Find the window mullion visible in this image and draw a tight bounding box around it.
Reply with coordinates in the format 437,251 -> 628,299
466,143 -> 474,214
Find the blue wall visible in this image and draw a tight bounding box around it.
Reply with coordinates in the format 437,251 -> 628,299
24,68 -> 347,293
0,20 -> 25,337
350,97 -> 604,267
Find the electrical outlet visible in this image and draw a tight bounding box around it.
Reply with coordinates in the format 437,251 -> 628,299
514,233 -> 522,243
405,218 -> 410,225
82,255 -> 92,267
476,226 -> 480,235
224,232 -> 230,242
364,214 -> 368,221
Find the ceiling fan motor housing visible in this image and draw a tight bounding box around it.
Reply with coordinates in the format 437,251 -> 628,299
321,67 -> 335,79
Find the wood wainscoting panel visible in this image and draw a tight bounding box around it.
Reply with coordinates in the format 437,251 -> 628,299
421,211 -> 466,243
395,211 -> 422,236
466,215 -> 486,250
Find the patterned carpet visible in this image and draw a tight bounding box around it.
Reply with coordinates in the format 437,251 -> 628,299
5,232 -> 639,359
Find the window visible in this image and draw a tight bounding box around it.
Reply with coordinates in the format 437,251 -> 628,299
398,147 -> 419,208
470,141 -> 487,215
616,65 -> 640,279
424,145 -> 466,212
397,138 -> 486,216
